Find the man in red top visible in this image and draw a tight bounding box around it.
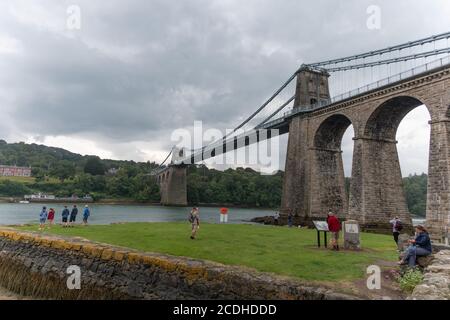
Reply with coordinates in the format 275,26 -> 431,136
326,211 -> 341,251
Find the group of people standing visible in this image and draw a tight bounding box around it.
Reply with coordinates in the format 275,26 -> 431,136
39,205 -> 91,230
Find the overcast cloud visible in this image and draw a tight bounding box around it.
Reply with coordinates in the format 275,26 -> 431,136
1,0 -> 449,175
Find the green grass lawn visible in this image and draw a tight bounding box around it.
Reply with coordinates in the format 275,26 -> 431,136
0,176 -> 36,183
0,176 -> 63,184
18,223 -> 398,283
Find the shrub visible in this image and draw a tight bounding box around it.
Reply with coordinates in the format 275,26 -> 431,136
398,268 -> 424,293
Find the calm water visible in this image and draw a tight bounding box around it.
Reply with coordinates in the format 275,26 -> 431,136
0,203 -> 426,226
0,203 -> 274,226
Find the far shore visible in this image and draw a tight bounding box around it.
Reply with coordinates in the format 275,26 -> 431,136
0,197 -> 276,210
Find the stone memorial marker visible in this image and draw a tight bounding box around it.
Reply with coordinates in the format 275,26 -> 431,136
343,220 -> 360,250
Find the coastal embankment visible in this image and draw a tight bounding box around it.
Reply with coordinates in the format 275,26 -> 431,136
0,228 -> 357,300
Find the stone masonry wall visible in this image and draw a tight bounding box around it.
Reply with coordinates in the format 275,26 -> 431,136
0,229 -> 356,300
409,248 -> 450,300
159,166 -> 187,206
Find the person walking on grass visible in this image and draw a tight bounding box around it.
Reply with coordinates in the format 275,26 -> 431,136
83,205 -> 91,226
399,225 -> 432,268
39,206 -> 48,231
189,207 -> 200,240
47,208 -> 55,228
326,211 -> 341,251
69,205 -> 78,227
61,205 -> 70,228
390,216 -> 403,244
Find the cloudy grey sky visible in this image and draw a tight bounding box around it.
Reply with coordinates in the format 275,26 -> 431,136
1,0 -> 450,176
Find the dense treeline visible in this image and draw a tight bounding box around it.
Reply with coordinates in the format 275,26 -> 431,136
403,173 -> 428,217
0,140 -> 160,202
0,140 -> 158,181
0,141 -> 429,213
187,165 -> 283,208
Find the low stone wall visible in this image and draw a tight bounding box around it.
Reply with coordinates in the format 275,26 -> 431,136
0,228 -> 357,300
409,248 -> 450,300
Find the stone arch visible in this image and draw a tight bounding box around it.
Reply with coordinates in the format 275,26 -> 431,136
350,95 -> 431,233
310,114 -> 354,219
364,96 -> 427,140
314,114 -> 353,150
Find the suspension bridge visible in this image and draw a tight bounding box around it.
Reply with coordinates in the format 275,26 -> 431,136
154,31 -> 450,241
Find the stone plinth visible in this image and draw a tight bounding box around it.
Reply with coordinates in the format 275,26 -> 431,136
343,220 -> 361,250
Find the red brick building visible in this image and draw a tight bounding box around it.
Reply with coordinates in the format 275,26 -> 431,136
0,165 -> 32,177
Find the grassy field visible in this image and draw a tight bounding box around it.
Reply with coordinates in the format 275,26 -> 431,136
0,176 -> 35,183
18,223 -> 398,283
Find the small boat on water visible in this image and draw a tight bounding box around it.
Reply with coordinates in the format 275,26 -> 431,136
19,200 -> 30,204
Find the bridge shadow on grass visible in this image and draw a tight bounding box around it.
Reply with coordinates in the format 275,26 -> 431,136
17,223 -> 398,285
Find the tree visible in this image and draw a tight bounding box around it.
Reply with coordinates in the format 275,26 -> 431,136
84,156 -> 106,176
50,161 -> 76,182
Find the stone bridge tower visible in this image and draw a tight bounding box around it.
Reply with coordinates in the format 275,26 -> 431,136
281,64 -> 450,239
293,65 -> 331,108
156,148 -> 188,206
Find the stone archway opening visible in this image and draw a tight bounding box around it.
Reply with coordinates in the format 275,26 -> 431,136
312,114 -> 354,219
355,96 -> 431,232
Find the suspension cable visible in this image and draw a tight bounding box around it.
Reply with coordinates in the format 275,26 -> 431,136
325,47 -> 450,72
255,95 -> 295,129
221,71 -> 298,140
309,31 -> 450,67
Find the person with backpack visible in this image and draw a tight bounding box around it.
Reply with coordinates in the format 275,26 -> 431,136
39,206 -> 48,231
189,207 -> 200,240
390,216 -> 403,244
61,206 -> 70,228
326,211 -> 341,251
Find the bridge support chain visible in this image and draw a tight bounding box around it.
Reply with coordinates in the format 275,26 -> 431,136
156,165 -> 188,207
426,119 -> 450,242
348,136 -> 413,234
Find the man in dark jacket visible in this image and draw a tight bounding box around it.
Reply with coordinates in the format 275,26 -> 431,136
61,206 -> 70,228
69,205 -> 78,227
400,225 -> 432,268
